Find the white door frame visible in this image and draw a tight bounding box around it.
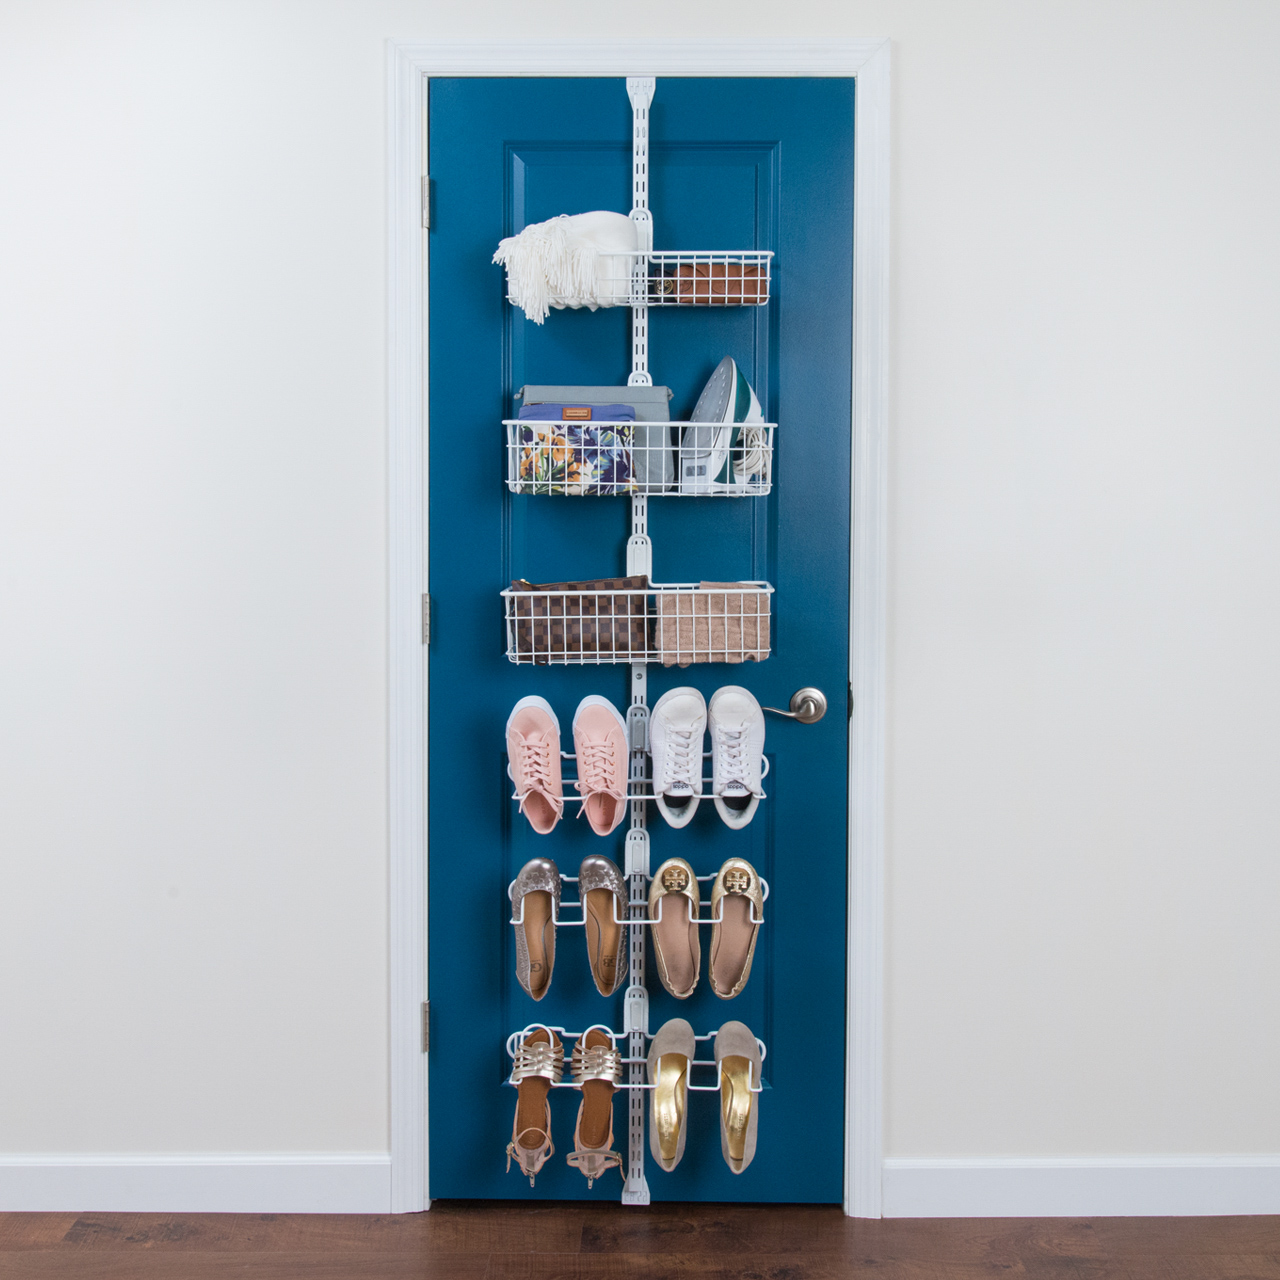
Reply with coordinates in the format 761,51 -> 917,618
386,37 -> 890,1217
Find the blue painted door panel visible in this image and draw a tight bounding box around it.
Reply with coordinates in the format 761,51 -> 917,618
428,77 -> 853,1202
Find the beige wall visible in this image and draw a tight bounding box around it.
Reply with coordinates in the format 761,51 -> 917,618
1,1 -> 1278,1159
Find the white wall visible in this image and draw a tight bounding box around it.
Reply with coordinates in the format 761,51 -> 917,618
1,0 -> 1278,1179
884,5 -> 1280,1160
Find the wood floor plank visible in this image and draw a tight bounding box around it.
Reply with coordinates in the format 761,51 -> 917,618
1164,1257 -> 1280,1280
0,1251 -> 489,1279
410,1202 -> 586,1253
1087,1219 -> 1280,1259
578,1202 -> 853,1255
51,1207 -> 579,1255
57,1212 -> 430,1252
837,1218 -> 1085,1263
72,1212 -> 375,1252
482,1253 -> 1065,1280
0,1217 -> 78,1251
1044,1262 -> 1155,1280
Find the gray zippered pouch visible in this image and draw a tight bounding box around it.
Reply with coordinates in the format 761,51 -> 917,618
516,385 -> 674,489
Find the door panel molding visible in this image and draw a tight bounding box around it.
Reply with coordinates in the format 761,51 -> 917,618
387,37 -> 890,1216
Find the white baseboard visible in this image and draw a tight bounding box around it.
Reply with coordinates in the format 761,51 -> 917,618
13,1150 -> 1278,1217
883,1156 -> 1280,1217
0,1153 -> 392,1213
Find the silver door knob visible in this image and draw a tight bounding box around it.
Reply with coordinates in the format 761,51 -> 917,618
761,687 -> 827,724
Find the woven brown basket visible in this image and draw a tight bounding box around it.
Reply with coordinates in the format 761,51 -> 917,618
655,261 -> 767,305
508,577 -> 651,663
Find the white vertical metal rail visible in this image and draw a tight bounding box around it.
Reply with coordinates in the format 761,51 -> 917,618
621,74 -> 656,1208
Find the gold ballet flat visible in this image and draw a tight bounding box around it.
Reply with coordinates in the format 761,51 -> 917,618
649,857 -> 700,999
708,857 -> 764,999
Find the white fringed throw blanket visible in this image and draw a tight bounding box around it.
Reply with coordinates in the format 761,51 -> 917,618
493,211 -> 639,324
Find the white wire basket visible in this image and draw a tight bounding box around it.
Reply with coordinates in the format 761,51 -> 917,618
501,581 -> 773,665
503,420 -> 773,496
645,251 -> 772,306
506,250 -> 773,310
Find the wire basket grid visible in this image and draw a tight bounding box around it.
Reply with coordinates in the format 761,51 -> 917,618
501,582 -> 774,665
505,250 -> 774,310
505,420 -> 773,497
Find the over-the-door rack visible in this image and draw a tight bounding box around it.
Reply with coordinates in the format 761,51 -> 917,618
499,77 -> 774,1205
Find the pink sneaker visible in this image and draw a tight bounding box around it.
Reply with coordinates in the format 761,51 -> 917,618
507,697 -> 564,834
573,696 -> 629,837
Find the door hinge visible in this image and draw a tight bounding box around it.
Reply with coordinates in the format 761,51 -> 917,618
421,176 -> 431,229
421,1001 -> 430,1052
848,681 -> 854,720
421,593 -> 431,645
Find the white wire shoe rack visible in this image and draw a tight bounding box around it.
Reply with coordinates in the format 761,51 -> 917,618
508,868 -> 769,928
501,77 -> 774,1205
504,419 -> 774,497
505,1023 -> 767,1093
509,750 -> 769,811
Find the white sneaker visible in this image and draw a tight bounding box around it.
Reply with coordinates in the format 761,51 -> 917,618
649,687 -> 707,828
708,686 -> 765,829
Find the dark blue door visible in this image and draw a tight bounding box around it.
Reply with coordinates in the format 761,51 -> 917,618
428,77 -> 854,1202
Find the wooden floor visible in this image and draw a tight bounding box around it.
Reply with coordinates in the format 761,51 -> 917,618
2,1202 -> 1280,1278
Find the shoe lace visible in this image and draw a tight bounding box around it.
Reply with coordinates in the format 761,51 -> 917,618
576,740 -> 624,802
514,734 -> 558,817
716,725 -> 747,785
658,727 -> 699,791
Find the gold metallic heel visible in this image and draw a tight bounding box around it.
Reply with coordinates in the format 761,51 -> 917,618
720,1057 -> 752,1163
646,1017 -> 695,1172
655,1057 -> 688,1163
713,1021 -> 761,1174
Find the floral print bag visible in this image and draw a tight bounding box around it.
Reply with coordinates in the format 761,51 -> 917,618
516,403 -> 637,495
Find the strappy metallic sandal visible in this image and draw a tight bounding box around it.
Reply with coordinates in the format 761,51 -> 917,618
566,1027 -> 623,1189
506,1026 -> 564,1185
